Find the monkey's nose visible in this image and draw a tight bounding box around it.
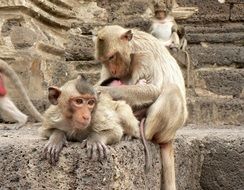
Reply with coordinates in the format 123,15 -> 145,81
83,115 -> 90,121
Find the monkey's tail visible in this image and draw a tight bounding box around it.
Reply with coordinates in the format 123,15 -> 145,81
140,118 -> 152,173
183,50 -> 190,88
0,59 -> 43,122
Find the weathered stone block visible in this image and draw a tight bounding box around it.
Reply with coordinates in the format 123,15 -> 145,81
231,3 -> 244,21
187,96 -> 244,125
184,22 -> 244,45
175,126 -> 244,190
225,0 -> 244,3
10,26 -> 38,49
188,44 -> 244,68
196,68 -> 244,97
179,0 -> 230,23
0,127 -> 161,190
65,35 -> 94,61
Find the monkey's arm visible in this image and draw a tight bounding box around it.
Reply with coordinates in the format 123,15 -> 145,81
43,129 -> 67,165
170,23 -> 180,48
96,84 -> 160,109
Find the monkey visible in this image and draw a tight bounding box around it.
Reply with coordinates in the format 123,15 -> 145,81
149,1 -> 180,49
0,59 -> 43,129
94,25 -> 188,190
39,75 -> 141,165
100,76 -> 152,172
149,2 -> 193,88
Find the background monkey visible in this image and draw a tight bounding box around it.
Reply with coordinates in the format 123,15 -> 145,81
0,59 -> 43,129
150,1 -> 192,88
94,25 -> 188,190
39,75 -> 141,165
150,1 -> 180,49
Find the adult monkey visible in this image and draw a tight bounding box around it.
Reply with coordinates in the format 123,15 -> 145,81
94,25 -> 188,190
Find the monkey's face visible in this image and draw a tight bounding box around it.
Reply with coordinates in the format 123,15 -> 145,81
155,10 -> 166,20
70,95 -> 96,129
94,25 -> 133,78
103,52 -> 130,78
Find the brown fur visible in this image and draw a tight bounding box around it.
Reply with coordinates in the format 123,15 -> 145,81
94,25 -> 188,190
39,76 -> 139,164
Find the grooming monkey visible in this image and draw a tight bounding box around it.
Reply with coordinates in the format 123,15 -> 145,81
150,1 -> 192,88
94,25 -> 188,190
0,59 -> 42,129
39,75 -> 141,165
100,76 -> 152,171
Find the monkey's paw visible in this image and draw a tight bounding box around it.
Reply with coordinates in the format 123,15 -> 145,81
122,134 -> 134,141
43,141 -> 65,165
81,139 -> 110,161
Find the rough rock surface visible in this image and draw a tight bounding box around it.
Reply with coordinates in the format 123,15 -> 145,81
0,125 -> 243,190
0,125 -> 161,190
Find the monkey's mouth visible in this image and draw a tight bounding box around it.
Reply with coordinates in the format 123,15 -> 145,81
73,120 -> 90,129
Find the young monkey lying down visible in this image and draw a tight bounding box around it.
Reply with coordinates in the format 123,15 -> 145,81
39,75 -> 140,165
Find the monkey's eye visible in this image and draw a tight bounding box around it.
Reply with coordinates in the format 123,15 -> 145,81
88,99 -> 95,106
75,98 -> 83,105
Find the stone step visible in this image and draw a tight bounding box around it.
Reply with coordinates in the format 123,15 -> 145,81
187,95 -> 244,125
175,125 -> 244,190
184,22 -> 244,44
194,68 -> 244,97
188,44 -> 243,68
0,125 -> 243,190
179,0 -> 243,23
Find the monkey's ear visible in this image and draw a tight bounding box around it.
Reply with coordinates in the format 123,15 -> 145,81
48,86 -> 61,105
121,30 -> 133,41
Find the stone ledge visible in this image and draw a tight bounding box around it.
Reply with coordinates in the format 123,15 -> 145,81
187,96 -> 244,125
0,125 -> 243,190
175,125 -> 244,190
0,126 -> 161,190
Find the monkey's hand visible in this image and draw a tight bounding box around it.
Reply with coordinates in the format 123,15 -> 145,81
122,134 -> 134,141
81,137 -> 109,161
43,130 -> 67,165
